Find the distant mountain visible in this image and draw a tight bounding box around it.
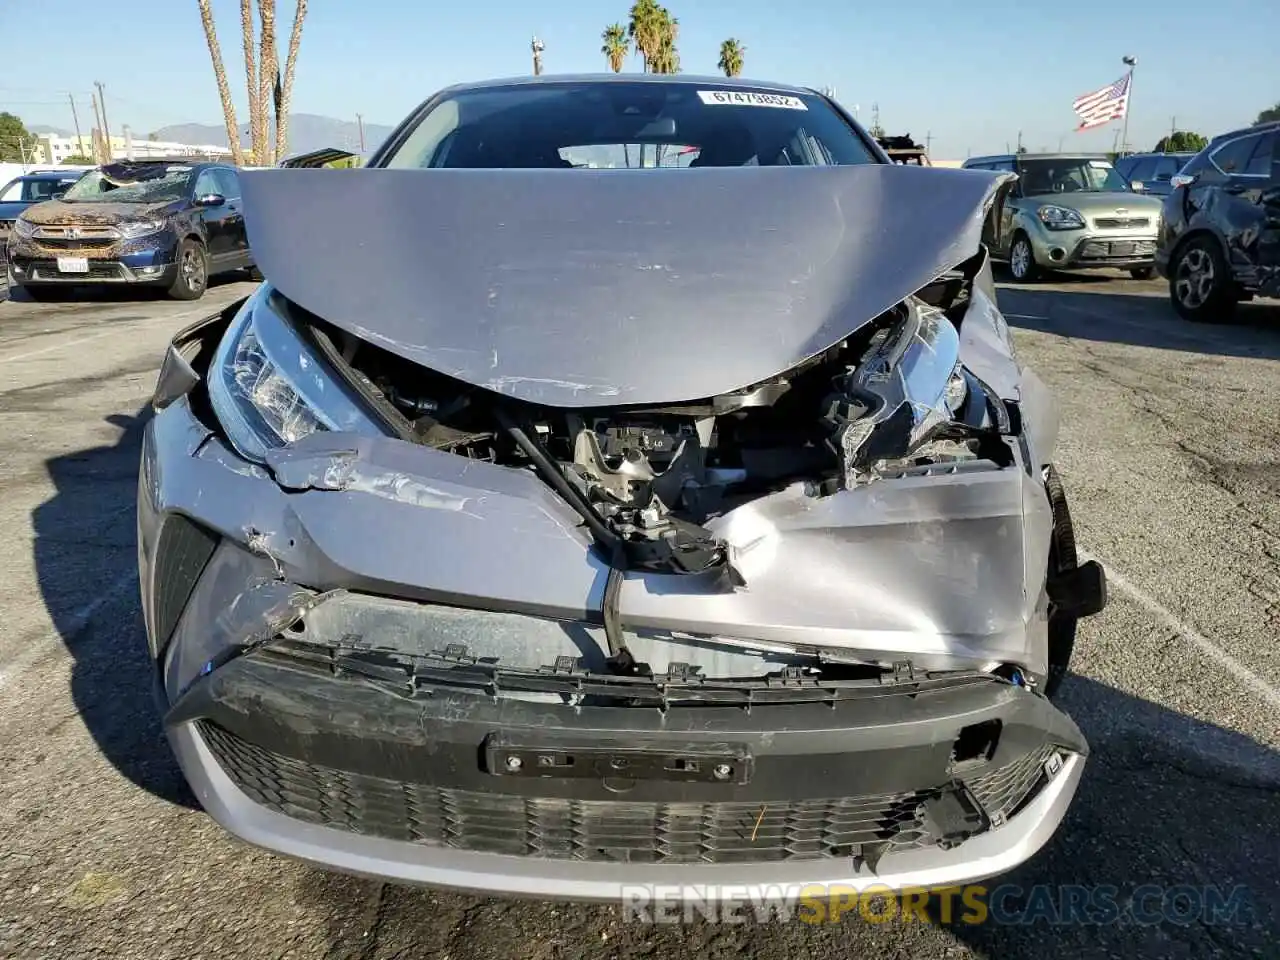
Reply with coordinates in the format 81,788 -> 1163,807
29,125 -> 73,137
153,112 -> 395,157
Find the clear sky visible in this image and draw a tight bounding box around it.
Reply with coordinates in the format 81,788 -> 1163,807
3,0 -> 1275,159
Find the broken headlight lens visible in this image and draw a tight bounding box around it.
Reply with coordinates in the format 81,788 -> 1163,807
117,219 -> 166,239
207,285 -> 383,463
833,299 -> 965,477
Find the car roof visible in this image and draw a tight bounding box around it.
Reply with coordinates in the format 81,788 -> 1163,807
1209,120 -> 1280,145
968,152 -> 1109,163
434,72 -> 818,97
22,171 -> 82,180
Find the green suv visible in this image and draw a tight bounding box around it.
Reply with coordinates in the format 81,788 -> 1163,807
963,153 -> 1164,281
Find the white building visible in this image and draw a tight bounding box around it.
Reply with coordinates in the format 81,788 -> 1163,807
35,133 -> 233,165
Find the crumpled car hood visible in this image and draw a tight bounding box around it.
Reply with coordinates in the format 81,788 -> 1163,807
241,164 -> 1010,408
20,199 -> 174,225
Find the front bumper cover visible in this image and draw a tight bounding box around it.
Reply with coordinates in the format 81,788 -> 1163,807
163,649 -> 1087,900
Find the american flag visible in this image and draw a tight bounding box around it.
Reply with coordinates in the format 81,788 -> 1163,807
1072,73 -> 1131,131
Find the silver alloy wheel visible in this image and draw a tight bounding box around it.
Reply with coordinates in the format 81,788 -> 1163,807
1010,237 -> 1032,279
181,245 -> 206,293
1174,246 -> 1214,308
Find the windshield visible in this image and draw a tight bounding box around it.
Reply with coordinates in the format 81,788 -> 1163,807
1017,157 -> 1130,195
61,166 -> 193,203
383,81 -> 877,169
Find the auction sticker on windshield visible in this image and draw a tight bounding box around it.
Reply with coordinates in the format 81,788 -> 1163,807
697,90 -> 807,110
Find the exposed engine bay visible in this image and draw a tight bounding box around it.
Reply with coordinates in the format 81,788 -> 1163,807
286,268 -> 1016,591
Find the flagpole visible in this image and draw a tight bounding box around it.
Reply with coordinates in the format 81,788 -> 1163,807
1120,54 -> 1137,156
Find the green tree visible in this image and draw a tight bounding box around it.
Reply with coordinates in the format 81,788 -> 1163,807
1153,130 -> 1208,152
1255,102 -> 1280,125
717,38 -> 745,78
0,112 -> 36,162
649,7 -> 680,74
601,23 -> 629,72
61,154 -> 96,164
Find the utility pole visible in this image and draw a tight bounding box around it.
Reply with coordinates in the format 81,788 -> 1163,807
531,36 -> 545,76
122,124 -> 133,160
68,93 -> 85,158
356,114 -> 366,151
95,81 -> 113,162
924,130 -> 933,156
91,92 -> 106,163
1119,54 -> 1137,156
1016,130 -> 1023,153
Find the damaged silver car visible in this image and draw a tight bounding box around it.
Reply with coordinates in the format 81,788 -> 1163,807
137,75 -> 1107,900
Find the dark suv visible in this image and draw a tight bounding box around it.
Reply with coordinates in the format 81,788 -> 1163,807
1113,152 -> 1195,198
7,159 -> 255,300
1155,122 -> 1279,321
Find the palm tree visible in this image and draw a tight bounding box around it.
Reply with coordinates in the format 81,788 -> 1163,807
255,0 -> 277,163
628,0 -> 661,72
649,8 -> 680,74
196,0 -> 245,165
601,23 -> 629,73
717,38 -> 745,78
274,0 -> 309,160
240,0 -> 261,163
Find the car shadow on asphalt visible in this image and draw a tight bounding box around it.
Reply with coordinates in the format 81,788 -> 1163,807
291,675 -> 1280,960
31,404 -> 197,809
996,278 -> 1280,361
5,271 -> 251,305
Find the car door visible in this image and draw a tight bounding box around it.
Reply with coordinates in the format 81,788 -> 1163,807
192,168 -> 232,263
212,168 -> 250,267
1194,131 -> 1275,282
1260,143 -> 1280,296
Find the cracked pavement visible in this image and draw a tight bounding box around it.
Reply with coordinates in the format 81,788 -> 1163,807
0,273 -> 1277,959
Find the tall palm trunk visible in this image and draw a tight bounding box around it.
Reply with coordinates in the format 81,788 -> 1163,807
196,0 -> 245,165
274,0 -> 308,161
256,0 -> 278,164
240,0 -> 262,165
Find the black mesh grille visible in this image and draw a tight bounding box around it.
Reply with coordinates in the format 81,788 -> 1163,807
152,515 -> 220,653
967,744 -> 1056,821
198,722 -> 1057,864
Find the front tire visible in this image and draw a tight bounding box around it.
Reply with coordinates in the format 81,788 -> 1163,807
168,238 -> 208,301
1043,465 -> 1079,700
1129,265 -> 1155,280
1009,233 -> 1040,282
1169,236 -> 1236,323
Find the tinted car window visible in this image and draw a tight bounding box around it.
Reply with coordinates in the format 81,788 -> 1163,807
1244,133 -> 1274,176
1113,156 -> 1138,180
193,170 -> 221,197
213,168 -> 241,198
1015,157 -> 1127,194
1211,135 -> 1260,175
384,81 -> 877,169
1127,157 -> 1157,182
1152,156 -> 1182,181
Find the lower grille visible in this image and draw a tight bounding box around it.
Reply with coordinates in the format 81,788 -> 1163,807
27,260 -> 126,280
198,722 -> 1057,864
152,515 -> 220,653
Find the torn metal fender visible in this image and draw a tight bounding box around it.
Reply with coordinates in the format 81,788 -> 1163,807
240,164 -> 1015,407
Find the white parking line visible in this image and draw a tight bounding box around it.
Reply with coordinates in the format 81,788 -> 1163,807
1082,548 -> 1280,713
0,305 -> 215,366
0,568 -> 138,695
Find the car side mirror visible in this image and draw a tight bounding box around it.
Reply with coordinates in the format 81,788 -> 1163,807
194,193 -> 226,207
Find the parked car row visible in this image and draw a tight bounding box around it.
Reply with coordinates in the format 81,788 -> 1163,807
961,122 -> 1279,323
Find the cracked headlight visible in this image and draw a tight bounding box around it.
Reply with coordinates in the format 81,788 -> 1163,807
207,285 -> 383,463
118,219 -> 166,239
832,299 -> 965,477
1036,204 -> 1085,230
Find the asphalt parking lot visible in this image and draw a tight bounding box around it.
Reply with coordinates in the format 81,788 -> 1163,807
0,271 -> 1277,960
